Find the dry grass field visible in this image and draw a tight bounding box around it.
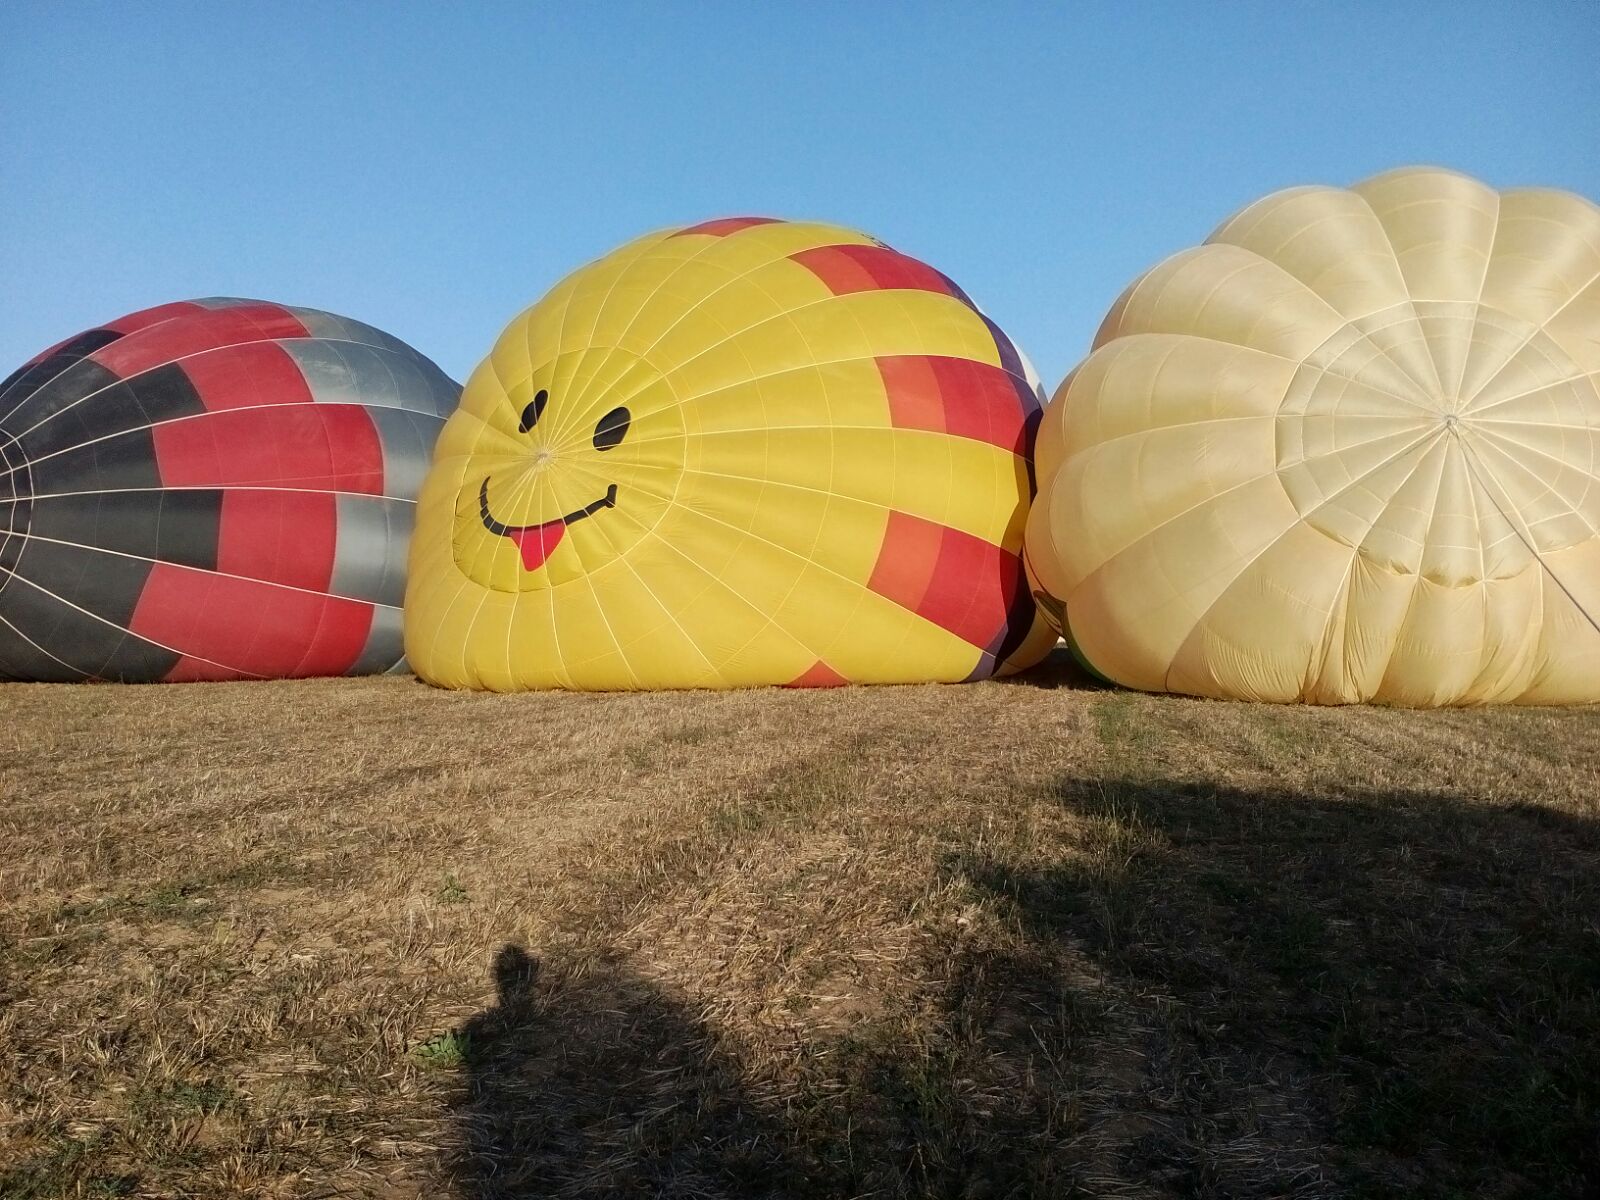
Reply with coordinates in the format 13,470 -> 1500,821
2,652 -> 1598,1199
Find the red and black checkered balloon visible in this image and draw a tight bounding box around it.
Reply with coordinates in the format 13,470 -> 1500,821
0,299 -> 458,681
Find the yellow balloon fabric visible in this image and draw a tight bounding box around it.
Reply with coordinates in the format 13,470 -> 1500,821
1027,167 -> 1600,705
407,217 -> 1056,690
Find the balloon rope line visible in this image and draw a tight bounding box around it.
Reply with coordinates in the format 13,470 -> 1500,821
1460,440 -> 1600,638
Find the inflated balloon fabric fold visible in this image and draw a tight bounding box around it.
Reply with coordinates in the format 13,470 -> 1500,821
1026,167 -> 1600,705
405,217 -> 1056,690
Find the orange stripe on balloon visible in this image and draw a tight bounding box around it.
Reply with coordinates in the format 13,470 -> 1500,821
790,244 -> 962,298
786,660 -> 850,688
875,355 -> 1035,454
867,510 -> 944,615
868,510 -> 1021,651
674,217 -> 783,238
876,355 -> 948,434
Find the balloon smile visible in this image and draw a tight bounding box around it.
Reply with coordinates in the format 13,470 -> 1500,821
479,478 -> 618,571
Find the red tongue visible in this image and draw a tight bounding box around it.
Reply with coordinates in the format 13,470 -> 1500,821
507,521 -> 566,571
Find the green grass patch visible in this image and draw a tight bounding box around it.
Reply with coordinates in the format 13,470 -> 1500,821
0,1133 -> 136,1200
413,1029 -> 471,1070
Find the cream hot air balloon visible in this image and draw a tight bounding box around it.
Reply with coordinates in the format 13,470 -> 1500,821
1026,167 -> 1600,705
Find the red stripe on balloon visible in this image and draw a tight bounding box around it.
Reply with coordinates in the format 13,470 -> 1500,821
162,656 -> 256,683
180,342 -> 316,410
921,525 -> 1021,650
786,660 -> 850,688
675,217 -> 783,238
790,244 -> 962,298
216,490 -> 337,591
131,563 -> 373,679
91,304 -> 309,378
867,509 -> 944,615
868,510 -> 1020,650
875,356 -> 947,434
99,301 -> 209,338
875,355 -> 1034,454
8,304 -> 204,372
151,405 -> 385,493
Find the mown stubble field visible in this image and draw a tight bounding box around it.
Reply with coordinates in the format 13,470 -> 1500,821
2,653 -> 1598,1199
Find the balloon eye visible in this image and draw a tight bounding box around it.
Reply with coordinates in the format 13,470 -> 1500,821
517,389 -> 549,433
593,406 -> 630,451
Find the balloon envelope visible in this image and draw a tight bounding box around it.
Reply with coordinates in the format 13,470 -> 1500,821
1026,167 -> 1600,705
406,217 -> 1055,690
0,299 -> 458,681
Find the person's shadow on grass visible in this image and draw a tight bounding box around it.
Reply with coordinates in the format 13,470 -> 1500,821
451,945 -> 790,1198
448,778 -> 1600,1200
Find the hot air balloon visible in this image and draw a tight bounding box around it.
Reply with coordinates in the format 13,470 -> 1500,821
0,298 -> 458,682
1026,167 -> 1600,705
405,217 -> 1055,690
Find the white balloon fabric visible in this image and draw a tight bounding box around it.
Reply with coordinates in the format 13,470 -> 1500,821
1026,167 -> 1600,705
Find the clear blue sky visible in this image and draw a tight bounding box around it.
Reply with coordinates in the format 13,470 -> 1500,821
4,3 -> 1597,391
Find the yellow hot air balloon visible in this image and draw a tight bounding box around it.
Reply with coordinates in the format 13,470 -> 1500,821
406,217 -> 1055,690
1027,167 -> 1600,705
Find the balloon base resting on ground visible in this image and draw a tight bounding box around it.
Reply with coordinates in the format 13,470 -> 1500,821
403,216 -> 1058,691
0,299 -> 459,682
1024,166 -> 1600,706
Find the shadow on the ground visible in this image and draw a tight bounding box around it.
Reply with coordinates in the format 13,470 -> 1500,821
995,643 -> 1117,691
450,946 -> 790,1197
964,778 -> 1600,1199
449,779 -> 1600,1199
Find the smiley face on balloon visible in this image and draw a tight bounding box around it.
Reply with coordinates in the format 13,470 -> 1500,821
438,331 -> 690,600
406,217 -> 1056,691
474,388 -> 629,572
